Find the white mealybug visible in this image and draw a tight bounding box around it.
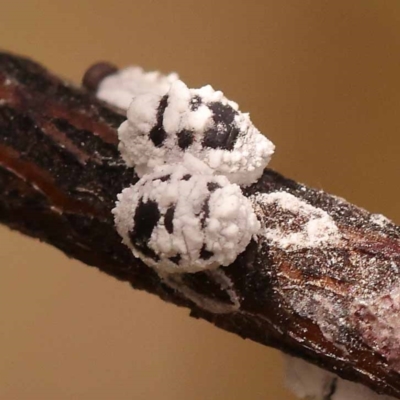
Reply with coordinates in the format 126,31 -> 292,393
108,69 -> 274,275
118,79 -> 275,186
113,155 -> 260,274
97,66 -> 179,111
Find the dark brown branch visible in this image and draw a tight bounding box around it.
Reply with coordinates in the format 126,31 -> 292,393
0,52 -> 399,397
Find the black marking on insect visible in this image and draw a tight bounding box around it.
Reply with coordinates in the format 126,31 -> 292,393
149,95 -> 169,147
189,95 -> 202,111
202,102 -> 240,151
169,254 -> 182,265
210,102 -> 237,125
130,199 -> 160,261
207,182 -> 221,192
200,244 -> 213,260
156,174 -> 171,182
164,206 -> 175,234
200,197 -> 210,229
182,174 -> 192,181
177,129 -> 194,149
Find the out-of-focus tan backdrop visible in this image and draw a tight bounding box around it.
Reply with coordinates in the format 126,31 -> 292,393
0,1 -> 399,399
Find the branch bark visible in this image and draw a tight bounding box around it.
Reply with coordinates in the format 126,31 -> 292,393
0,52 -> 399,398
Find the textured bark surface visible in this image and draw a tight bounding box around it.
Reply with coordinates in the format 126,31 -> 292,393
0,52 -> 400,398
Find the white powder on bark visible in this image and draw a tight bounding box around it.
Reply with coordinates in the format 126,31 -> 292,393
252,191 -> 342,250
370,213 -> 393,228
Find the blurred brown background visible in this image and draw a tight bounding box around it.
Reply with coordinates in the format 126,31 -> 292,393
0,1 -> 399,399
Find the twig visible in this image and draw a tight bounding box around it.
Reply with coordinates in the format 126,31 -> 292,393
0,52 -> 399,398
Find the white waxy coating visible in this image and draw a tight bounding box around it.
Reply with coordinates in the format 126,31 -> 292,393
118,79 -> 275,186
349,284 -> 400,373
284,356 -> 394,400
110,70 -> 268,272
252,191 -> 342,250
112,155 -> 260,273
284,355 -> 336,399
97,66 -> 179,111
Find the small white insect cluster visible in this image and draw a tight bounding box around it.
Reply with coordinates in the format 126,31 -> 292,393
106,67 -> 275,274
